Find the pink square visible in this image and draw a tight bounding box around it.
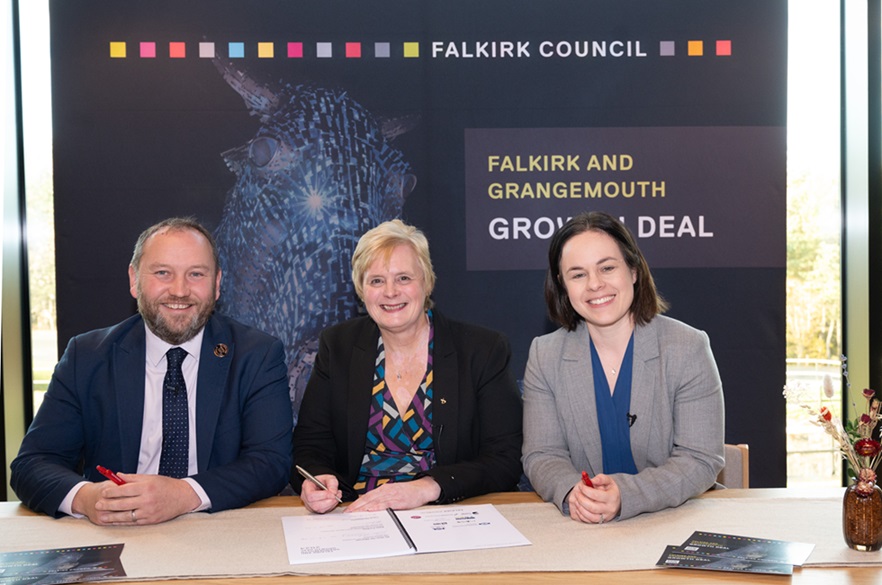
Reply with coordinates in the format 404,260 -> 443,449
169,42 -> 186,58
345,42 -> 362,58
288,42 -> 303,58
716,40 -> 732,56
140,42 -> 156,58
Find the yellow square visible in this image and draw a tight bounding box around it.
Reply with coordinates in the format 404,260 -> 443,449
687,40 -> 704,56
109,42 -> 127,58
403,42 -> 420,58
258,42 -> 274,58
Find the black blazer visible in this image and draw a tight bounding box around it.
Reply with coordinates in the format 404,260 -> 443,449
291,310 -> 523,503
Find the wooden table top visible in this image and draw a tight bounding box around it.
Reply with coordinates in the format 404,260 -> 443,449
2,488 -> 876,584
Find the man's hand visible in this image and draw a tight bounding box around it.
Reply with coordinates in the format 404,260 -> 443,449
73,474 -> 201,525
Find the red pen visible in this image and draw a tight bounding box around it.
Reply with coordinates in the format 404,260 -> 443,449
96,465 -> 126,485
581,470 -> 594,488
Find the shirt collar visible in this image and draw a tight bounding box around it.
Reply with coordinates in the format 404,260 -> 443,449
144,322 -> 205,367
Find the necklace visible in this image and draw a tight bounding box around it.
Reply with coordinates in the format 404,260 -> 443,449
387,317 -> 430,384
610,368 -> 617,376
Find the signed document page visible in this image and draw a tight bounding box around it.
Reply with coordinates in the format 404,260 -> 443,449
282,504 -> 530,564
394,504 -> 531,554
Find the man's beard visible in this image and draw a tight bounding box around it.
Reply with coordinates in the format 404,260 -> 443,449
137,290 -> 215,346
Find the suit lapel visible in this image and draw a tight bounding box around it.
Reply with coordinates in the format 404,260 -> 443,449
195,315 -> 233,472
347,319 -> 378,478
628,320 -> 660,470
114,319 -> 146,472
430,312 -> 457,465
560,324 -> 604,475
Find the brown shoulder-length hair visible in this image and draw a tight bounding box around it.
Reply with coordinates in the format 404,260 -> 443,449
544,211 -> 668,331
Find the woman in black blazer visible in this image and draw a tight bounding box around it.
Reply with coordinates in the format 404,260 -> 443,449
291,220 -> 523,513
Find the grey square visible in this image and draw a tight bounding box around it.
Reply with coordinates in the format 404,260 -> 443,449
317,42 -> 333,58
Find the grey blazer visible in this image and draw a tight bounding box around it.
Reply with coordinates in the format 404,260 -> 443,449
522,315 -> 725,521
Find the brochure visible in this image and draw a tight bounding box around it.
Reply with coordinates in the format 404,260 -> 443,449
0,544 -> 125,585
678,531 -> 814,565
656,545 -> 793,576
656,531 -> 814,576
282,503 -> 531,564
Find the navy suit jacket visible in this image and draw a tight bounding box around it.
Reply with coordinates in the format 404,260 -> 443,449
291,310 -> 523,503
11,313 -> 293,517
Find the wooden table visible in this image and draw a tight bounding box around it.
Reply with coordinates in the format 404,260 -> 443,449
2,489 -> 878,584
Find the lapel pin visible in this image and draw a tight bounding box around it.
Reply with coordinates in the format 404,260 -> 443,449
440,398 -> 447,405
214,343 -> 228,358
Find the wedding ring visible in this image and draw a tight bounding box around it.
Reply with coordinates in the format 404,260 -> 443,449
131,510 -> 136,522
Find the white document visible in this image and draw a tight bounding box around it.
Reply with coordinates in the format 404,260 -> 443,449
393,504 -> 531,553
282,509 -> 414,564
282,504 -> 530,564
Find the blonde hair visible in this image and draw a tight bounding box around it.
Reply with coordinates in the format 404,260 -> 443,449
351,219 -> 436,309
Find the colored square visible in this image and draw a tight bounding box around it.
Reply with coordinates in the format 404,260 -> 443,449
345,42 -> 361,58
287,42 -> 303,58
317,42 -> 333,58
687,40 -> 703,56
169,42 -> 186,58
228,42 -> 245,58
659,41 -> 675,57
109,42 -> 126,58
403,42 -> 419,58
375,42 -> 390,58
258,42 -> 274,58
716,40 -> 732,56
199,42 -> 215,58
140,42 -> 156,58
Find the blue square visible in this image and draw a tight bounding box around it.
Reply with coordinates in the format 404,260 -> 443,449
229,42 -> 245,58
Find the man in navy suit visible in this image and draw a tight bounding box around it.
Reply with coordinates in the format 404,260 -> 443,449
11,218 -> 293,525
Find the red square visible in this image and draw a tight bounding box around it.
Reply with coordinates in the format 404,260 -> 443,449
345,42 -> 362,58
716,40 -> 732,56
169,42 -> 186,58
287,42 -> 303,58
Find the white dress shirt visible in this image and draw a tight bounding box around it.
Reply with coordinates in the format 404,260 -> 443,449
59,324 -> 212,515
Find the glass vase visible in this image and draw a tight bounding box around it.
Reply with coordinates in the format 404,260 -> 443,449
842,480 -> 882,551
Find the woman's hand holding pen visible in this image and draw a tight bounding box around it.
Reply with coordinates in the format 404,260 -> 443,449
567,473 -> 622,525
300,474 -> 343,514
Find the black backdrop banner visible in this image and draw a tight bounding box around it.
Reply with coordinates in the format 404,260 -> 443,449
49,1 -> 787,487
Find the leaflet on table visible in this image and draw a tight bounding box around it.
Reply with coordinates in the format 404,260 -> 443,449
678,531 -> 814,565
656,530 -> 815,576
656,545 -> 794,576
282,503 -> 531,564
0,544 -> 126,585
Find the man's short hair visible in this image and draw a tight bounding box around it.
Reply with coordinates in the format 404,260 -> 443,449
130,217 -> 220,272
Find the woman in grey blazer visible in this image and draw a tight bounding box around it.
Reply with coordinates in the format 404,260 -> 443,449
522,211 -> 725,523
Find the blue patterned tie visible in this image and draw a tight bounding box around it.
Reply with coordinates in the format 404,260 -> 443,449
159,347 -> 189,478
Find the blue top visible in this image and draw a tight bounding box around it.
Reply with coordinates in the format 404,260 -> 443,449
590,333 -> 638,475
